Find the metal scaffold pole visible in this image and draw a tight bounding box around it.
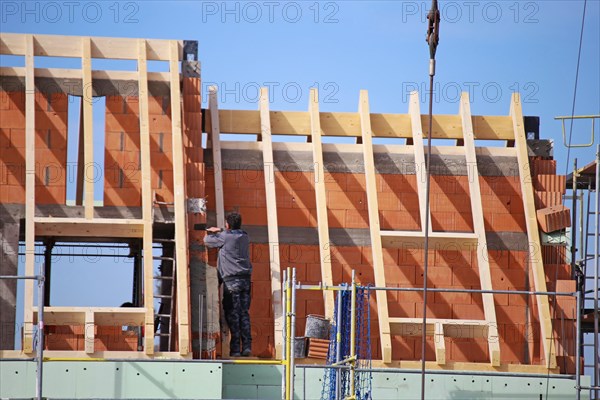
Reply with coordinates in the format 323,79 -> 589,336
594,144 -> 599,399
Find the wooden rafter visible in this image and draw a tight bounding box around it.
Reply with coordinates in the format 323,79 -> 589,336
138,38 -> 154,355
460,92 -> 501,366
308,88 -> 335,319
408,91 -> 430,233
169,40 -> 190,356
259,87 -> 284,358
359,90 -> 392,363
511,93 -> 557,369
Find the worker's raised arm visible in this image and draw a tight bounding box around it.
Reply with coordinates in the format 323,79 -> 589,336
204,228 -> 225,248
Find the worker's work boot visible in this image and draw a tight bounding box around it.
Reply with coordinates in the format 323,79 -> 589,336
241,349 -> 252,357
229,351 -> 241,357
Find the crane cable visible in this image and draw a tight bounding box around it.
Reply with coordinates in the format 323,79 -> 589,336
420,1 -> 440,400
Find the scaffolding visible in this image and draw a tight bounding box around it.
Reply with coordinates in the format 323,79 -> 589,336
567,145 -> 600,400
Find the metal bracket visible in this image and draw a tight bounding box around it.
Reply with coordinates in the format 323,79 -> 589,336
556,115 -> 600,148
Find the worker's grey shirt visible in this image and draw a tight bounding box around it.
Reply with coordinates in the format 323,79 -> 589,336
204,229 -> 252,282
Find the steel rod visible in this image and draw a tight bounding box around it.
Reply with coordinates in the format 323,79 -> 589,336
594,144 -> 599,399
576,290 -> 582,400
349,270 -> 357,397
35,263 -> 46,400
198,294 -> 203,361
281,269 -> 287,400
359,286 -> 576,297
0,276 -> 43,280
290,268 -> 296,400
335,282 -> 343,399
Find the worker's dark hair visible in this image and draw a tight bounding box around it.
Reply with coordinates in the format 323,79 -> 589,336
226,212 -> 242,230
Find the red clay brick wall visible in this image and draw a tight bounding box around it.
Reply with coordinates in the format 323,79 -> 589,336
1,91 -> 67,204
206,158 -> 574,366
104,95 -> 174,206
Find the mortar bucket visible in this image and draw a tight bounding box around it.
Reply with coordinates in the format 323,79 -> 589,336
305,315 -> 330,339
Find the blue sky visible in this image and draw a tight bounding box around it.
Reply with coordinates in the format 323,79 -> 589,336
2,0 -> 599,366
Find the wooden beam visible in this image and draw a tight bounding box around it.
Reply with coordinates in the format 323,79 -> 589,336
1,33 -> 183,61
84,309 -> 95,354
208,86 -> 229,357
309,89 -> 335,320
75,99 -> 84,206
460,92 -> 501,366
408,91 -> 429,233
33,307 -> 146,325
35,220 -> 144,238
259,87 -> 284,359
205,109 -> 514,140
358,90 -> 392,363
208,87 -> 225,228
81,37 -> 94,219
510,93 -> 557,369
434,322 -> 445,365
169,40 -> 190,356
0,66 -> 173,82
380,231 -> 478,249
22,34 -> 35,354
138,39 -> 154,355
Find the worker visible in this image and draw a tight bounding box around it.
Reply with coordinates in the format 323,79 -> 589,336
205,212 -> 253,357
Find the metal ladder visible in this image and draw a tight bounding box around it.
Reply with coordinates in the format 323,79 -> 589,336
580,173 -> 599,400
153,238 -> 177,352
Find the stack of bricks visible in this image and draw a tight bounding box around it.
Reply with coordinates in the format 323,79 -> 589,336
0,91 -> 67,204
104,95 -> 174,206
530,158 -> 578,372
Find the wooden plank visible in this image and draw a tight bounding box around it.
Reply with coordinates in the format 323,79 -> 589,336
14,350 -> 192,360
259,87 -> 284,358
81,37 -> 94,219
510,93 -> 557,369
35,221 -> 143,238
460,92 -> 501,367
22,34 -> 35,354
75,99 -> 84,206
169,40 -> 190,356
84,310 -> 95,354
358,90 -> 392,363
208,87 -> 226,228
0,33 -> 182,61
206,109 -> 514,140
33,307 -> 146,325
380,231 -> 478,249
208,86 -> 229,357
138,39 -> 154,356
434,322 -> 445,365
308,88 -> 335,319
389,318 -> 491,339
408,91 -> 430,233
0,66 -> 172,82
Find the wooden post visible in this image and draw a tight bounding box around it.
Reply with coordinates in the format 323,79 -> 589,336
208,87 -> 225,228
309,88 -> 335,319
81,37 -> 94,219
138,39 -> 154,355
359,90 -> 392,363
510,93 -> 557,369
22,34 -> 35,353
169,40 -> 190,355
259,87 -> 284,358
